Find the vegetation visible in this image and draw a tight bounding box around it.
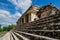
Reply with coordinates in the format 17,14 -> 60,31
0,24 -> 16,32
3,24 -> 16,31
0,24 -> 16,37
0,24 -> 3,32
0,31 -> 7,37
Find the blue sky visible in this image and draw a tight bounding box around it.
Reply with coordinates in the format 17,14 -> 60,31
32,0 -> 60,9
0,0 -> 60,26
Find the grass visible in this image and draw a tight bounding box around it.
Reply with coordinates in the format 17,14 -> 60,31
0,31 -> 7,37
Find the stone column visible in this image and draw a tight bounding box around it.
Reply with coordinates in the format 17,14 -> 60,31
29,13 -> 31,22
21,19 -> 22,24
24,16 -> 26,23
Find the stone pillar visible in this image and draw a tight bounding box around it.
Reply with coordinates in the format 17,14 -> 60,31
21,19 -> 22,24
29,13 -> 31,22
24,16 -> 26,23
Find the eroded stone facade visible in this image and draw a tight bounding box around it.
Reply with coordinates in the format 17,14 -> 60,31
17,4 -> 60,27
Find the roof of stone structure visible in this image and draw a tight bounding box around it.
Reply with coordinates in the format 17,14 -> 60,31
38,4 -> 60,13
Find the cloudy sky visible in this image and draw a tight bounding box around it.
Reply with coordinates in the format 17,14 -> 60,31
0,0 -> 60,26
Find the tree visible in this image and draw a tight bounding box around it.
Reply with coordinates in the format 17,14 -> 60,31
3,24 -> 16,31
7,24 -> 16,31
0,24 -> 1,28
0,24 -> 2,32
3,26 -> 8,31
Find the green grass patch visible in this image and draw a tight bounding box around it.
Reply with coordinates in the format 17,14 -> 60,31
0,31 -> 7,37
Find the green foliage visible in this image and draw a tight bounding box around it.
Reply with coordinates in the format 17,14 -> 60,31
0,24 -> 1,28
0,28 -> 2,32
0,24 -> 16,32
0,24 -> 2,32
3,24 -> 16,31
0,24 -> 16,37
3,27 -> 8,31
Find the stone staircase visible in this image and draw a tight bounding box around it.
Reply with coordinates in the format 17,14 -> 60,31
10,31 -> 58,40
10,13 -> 60,40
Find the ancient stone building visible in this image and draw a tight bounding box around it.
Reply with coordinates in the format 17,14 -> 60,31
16,4 -> 60,27
17,5 -> 40,25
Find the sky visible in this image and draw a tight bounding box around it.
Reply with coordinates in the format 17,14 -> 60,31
0,0 -> 60,27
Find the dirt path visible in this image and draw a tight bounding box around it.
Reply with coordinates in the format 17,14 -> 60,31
0,32 -> 11,40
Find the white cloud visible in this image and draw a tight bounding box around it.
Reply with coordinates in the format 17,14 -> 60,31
0,0 -> 32,27
0,9 -> 21,26
8,0 -> 32,13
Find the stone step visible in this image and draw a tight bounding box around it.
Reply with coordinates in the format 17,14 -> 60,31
27,30 -> 60,32
10,33 -> 14,40
17,13 -> 60,29
14,13 -> 60,40
29,13 -> 60,25
11,32 -> 19,40
13,31 -> 30,40
15,31 -> 58,40
24,30 -> 60,39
